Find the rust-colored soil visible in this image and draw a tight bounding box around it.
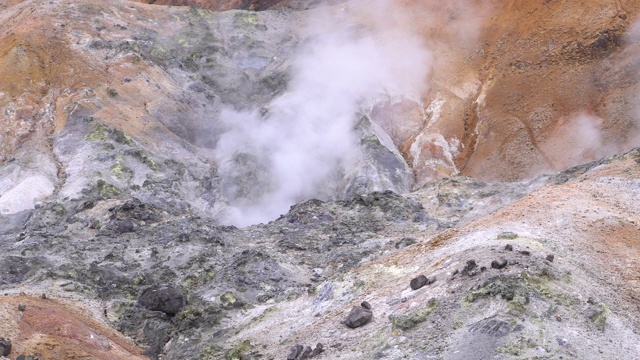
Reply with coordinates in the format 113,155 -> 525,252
0,295 -> 145,359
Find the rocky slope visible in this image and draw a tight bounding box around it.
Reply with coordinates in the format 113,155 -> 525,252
0,0 -> 639,359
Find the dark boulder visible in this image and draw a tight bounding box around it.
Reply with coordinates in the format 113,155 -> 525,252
410,275 -> 429,290
344,304 -> 373,328
0,337 -> 11,356
137,284 -> 186,316
491,258 -> 508,269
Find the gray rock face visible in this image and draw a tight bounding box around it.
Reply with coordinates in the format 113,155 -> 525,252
137,285 -> 186,316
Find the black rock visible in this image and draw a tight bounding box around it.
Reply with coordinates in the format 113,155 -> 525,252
344,305 -> 373,328
504,244 -> 513,251
114,219 -> 135,234
299,346 -> 313,359
0,337 -> 11,356
16,355 -> 39,360
288,343 -> 324,359
395,237 -> 416,249
361,301 -> 371,310
519,250 -> 531,256
462,260 -> 477,276
546,254 -> 555,262
137,284 -> 186,316
311,343 -> 324,356
287,344 -> 303,360
17,303 -> 26,312
491,258 -> 508,269
410,275 -> 429,290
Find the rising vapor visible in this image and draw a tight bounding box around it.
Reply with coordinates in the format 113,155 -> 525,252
214,0 -> 432,227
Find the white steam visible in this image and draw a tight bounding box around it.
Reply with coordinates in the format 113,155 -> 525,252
214,1 -> 432,227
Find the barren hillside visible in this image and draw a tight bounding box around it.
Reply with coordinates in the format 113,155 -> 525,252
0,0 -> 639,359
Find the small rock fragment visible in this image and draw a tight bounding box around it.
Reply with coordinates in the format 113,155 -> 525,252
462,260 -> 477,276
344,304 -> 373,328
361,301 -> 371,310
556,337 -> 568,346
299,346 -> 312,359
17,303 -> 26,312
41,293 -> 47,299
114,219 -> 135,234
546,254 -> 555,262
395,237 -> 416,249
491,258 -> 508,269
16,355 -> 39,360
504,244 -> 513,251
287,344 -> 303,360
519,250 -> 531,256
0,337 -> 11,356
311,343 -> 324,356
498,232 -> 518,240
410,275 -> 429,290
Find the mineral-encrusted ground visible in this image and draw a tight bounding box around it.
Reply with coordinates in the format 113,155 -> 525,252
1,1 -> 640,359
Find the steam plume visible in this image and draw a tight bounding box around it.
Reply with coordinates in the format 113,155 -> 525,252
214,1 -> 432,227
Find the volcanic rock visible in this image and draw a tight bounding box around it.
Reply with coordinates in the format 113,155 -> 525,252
0,338 -> 10,357
491,258 -> 508,269
137,285 -> 186,316
344,304 -> 373,329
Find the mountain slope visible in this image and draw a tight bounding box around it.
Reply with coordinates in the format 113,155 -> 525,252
0,0 -> 639,359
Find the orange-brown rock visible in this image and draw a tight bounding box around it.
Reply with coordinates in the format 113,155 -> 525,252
0,295 -> 144,359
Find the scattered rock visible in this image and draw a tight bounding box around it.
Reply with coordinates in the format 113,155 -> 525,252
491,258 -> 508,269
287,343 -> 323,359
556,337 -> 569,346
114,219 -> 135,234
311,343 -> 324,356
344,304 -> 373,328
287,344 -> 303,360
504,244 -> 513,251
497,232 -> 518,240
461,260 -> 478,276
389,298 -> 438,331
220,291 -> 245,309
588,302 -> 611,332
16,355 -> 39,360
137,284 -> 185,316
17,303 -> 26,312
519,250 -> 531,256
410,275 -> 429,290
361,301 -> 371,310
546,254 -> 555,262
299,346 -> 312,359
0,338 -> 11,356
395,237 -> 416,249
311,268 -> 324,282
